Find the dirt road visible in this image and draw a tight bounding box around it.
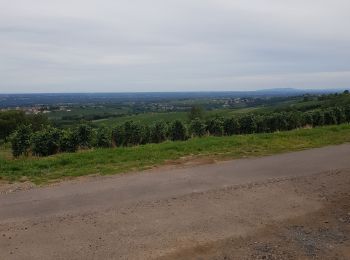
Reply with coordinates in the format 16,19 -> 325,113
1,144 -> 350,259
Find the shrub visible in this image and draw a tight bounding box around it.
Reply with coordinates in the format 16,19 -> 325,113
190,118 -> 207,137
206,117 -> 224,136
223,117 -> 240,135
239,114 -> 257,134
60,129 -> 79,152
169,120 -> 188,141
10,125 -> 32,157
112,124 -> 126,147
96,127 -> 112,148
150,121 -> 168,143
31,127 -> 61,156
75,124 -> 93,148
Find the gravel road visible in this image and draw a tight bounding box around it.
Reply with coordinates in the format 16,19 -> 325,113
1,144 -> 350,259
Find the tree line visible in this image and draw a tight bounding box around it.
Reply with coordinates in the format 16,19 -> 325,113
10,105 -> 350,157
0,110 -> 49,140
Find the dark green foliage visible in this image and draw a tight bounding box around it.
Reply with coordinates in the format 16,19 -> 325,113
190,118 -> 207,137
206,117 -> 224,136
1,111 -> 26,140
31,127 -> 61,157
169,120 -> 188,141
96,127 -> 112,148
112,121 -> 149,146
256,115 -> 271,133
123,121 -> 147,146
312,110 -> 325,126
344,106 -> 350,122
150,121 -> 168,143
60,129 -> 79,153
239,115 -> 257,134
304,112 -> 314,126
286,112 -> 305,130
141,125 -> 150,145
0,111 -> 49,140
7,94 -> 350,158
27,114 -> 50,132
188,105 -> 204,121
324,109 -> 338,125
267,113 -> 289,132
10,125 -> 32,157
333,107 -> 346,124
112,125 -> 126,147
223,117 -> 240,135
75,124 -> 93,148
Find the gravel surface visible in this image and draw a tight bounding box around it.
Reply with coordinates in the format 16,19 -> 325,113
1,144 -> 350,259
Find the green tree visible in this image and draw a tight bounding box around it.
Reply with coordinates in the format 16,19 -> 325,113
96,126 -> 112,148
169,120 -> 188,141
190,118 -> 207,137
312,110 -> 325,126
188,105 -> 204,121
123,121 -> 146,146
31,127 -> 61,157
324,109 -> 337,125
239,115 -> 257,134
75,124 -> 93,148
206,117 -> 224,136
344,106 -> 350,122
286,112 -> 304,130
150,121 -> 168,143
112,125 -> 126,147
223,117 -> 240,135
304,112 -> 314,126
10,125 -> 32,157
0,110 -> 26,140
333,107 -> 346,124
59,129 -> 79,153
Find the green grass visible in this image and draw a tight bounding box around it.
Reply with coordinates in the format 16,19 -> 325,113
1,124 -> 350,184
93,111 -> 188,126
93,107 -> 265,127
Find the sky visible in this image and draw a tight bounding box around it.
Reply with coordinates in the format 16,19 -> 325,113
0,0 -> 349,93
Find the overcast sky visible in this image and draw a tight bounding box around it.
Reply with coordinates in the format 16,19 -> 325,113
0,0 -> 349,93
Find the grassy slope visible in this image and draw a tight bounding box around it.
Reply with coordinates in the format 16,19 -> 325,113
1,124 -> 350,184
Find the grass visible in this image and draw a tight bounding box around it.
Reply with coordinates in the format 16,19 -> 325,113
1,124 -> 350,184
93,111 -> 188,126
93,107 -> 264,127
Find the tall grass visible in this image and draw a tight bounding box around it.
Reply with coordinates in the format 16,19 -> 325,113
1,124 -> 350,184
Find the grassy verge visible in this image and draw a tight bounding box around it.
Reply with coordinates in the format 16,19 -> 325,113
1,124 -> 350,184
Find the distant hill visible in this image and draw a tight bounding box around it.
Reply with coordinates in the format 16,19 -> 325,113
0,88 -> 345,108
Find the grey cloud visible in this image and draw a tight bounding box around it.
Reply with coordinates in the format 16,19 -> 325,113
0,0 -> 349,93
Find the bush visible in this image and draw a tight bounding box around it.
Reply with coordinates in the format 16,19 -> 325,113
206,117 -> 224,136
75,124 -> 93,148
190,118 -> 207,137
223,117 -> 240,135
312,110 -> 325,126
239,115 -> 257,134
95,127 -> 112,148
31,127 -> 61,156
324,109 -> 338,125
10,125 -> 32,157
169,120 -> 188,141
112,125 -> 126,147
60,129 -> 79,152
150,121 -> 168,143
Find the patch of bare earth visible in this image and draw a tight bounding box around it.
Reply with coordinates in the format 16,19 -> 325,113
159,170 -> 350,260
